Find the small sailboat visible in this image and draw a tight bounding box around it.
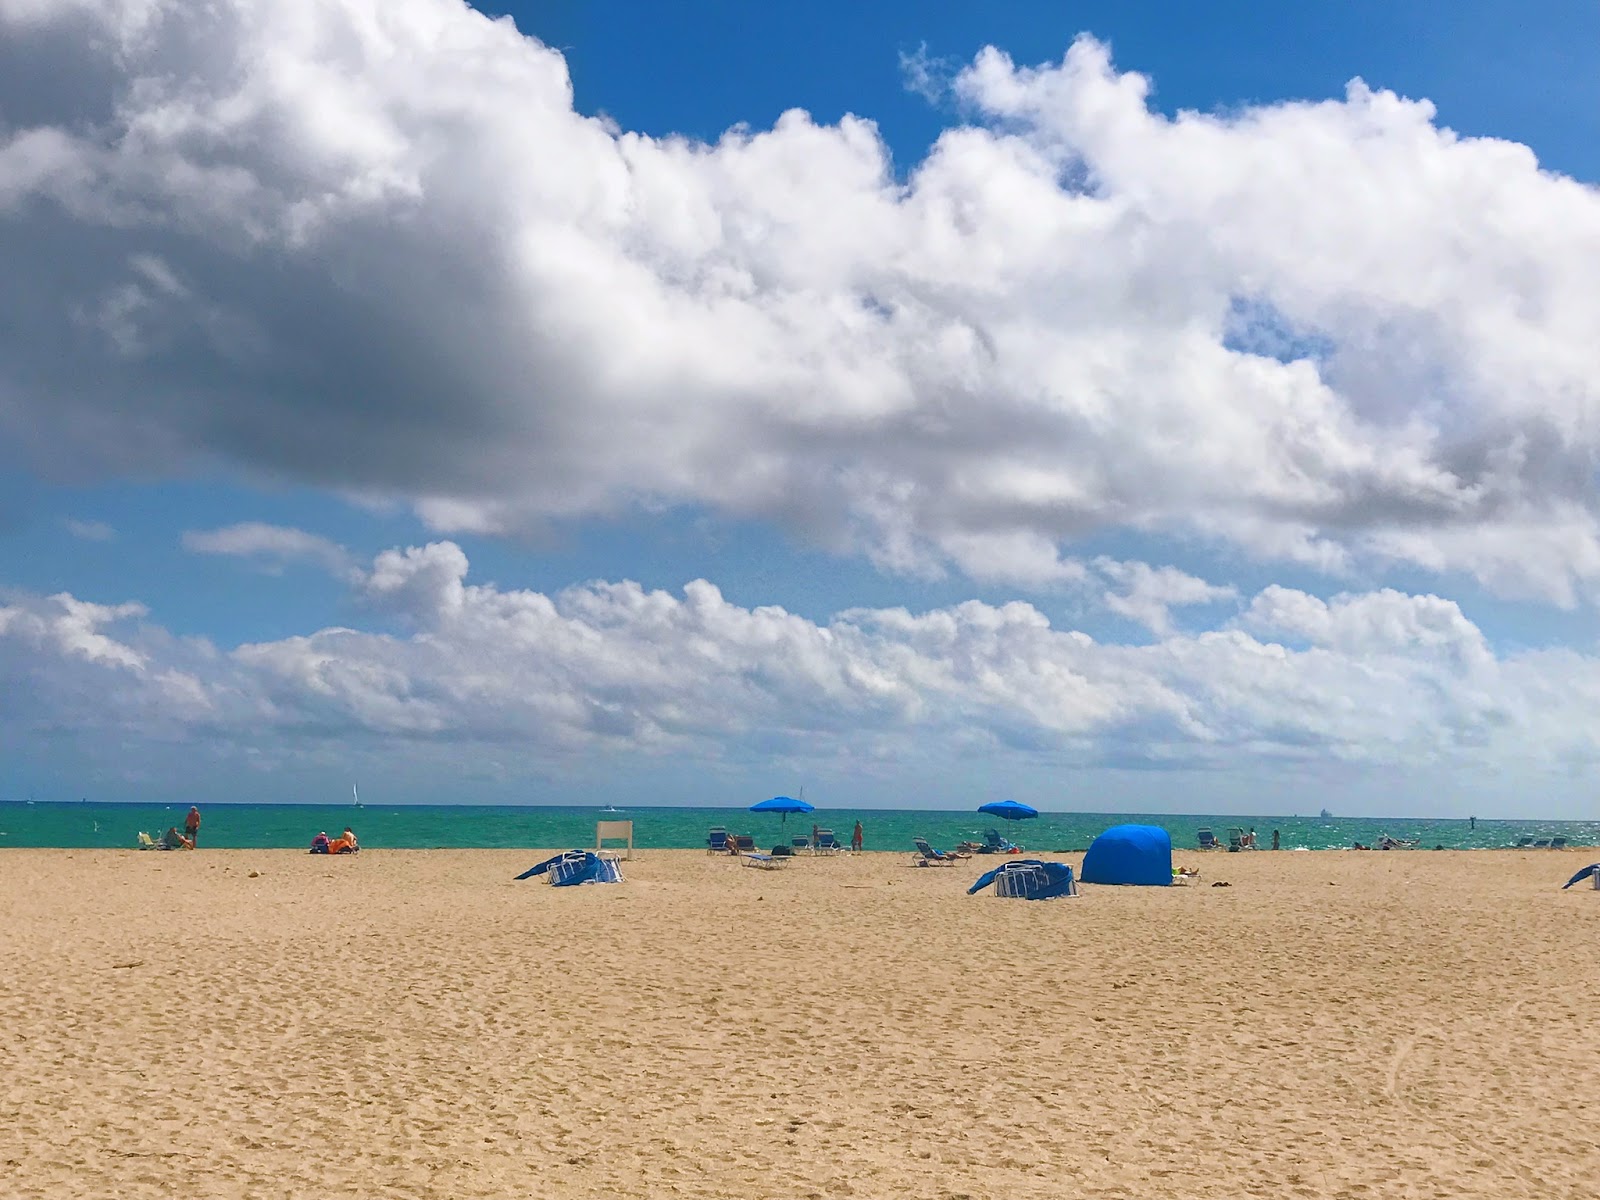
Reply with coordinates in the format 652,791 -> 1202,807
353,784 -> 363,809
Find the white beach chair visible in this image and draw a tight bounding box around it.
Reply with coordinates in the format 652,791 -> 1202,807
596,820 -> 633,860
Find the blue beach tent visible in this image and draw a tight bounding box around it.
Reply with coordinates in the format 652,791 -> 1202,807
1080,824 -> 1173,886
515,851 -> 623,886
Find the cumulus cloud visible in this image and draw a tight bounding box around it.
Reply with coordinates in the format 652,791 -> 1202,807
182,522 -> 353,576
1093,558 -> 1238,636
1,1 -> 1598,601
3,541 -> 1598,808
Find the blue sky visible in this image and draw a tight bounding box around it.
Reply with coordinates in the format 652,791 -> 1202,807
3,0 -> 1600,815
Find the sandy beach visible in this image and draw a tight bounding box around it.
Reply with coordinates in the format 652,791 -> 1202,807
4,846 -> 1599,1198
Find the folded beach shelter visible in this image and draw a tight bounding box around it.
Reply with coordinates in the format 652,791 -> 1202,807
967,859 -> 1078,899
515,850 -> 623,886
1080,824 -> 1172,886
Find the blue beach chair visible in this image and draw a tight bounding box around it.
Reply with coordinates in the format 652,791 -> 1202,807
707,828 -> 730,854
982,829 -> 1018,854
911,837 -> 964,866
815,830 -> 841,854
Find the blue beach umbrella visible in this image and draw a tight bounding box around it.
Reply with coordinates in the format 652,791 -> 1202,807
978,800 -> 1039,821
749,795 -> 815,824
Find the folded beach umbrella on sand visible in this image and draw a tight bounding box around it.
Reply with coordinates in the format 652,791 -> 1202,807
978,800 -> 1038,821
749,795 -> 815,824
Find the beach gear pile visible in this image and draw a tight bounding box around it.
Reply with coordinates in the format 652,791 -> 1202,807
515,850 -> 623,886
967,859 -> 1078,900
1562,864 -> 1600,890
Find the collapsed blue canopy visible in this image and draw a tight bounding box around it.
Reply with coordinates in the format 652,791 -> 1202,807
1562,864 -> 1600,889
1080,824 -> 1173,886
978,800 -> 1038,821
515,851 -> 622,886
968,859 -> 1078,900
750,796 -> 814,814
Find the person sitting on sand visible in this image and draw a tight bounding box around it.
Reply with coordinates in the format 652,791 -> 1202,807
310,831 -> 330,854
325,831 -> 356,854
160,826 -> 194,850
342,827 -> 359,851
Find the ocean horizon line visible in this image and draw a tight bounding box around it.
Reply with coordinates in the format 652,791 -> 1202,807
0,797 -> 1567,822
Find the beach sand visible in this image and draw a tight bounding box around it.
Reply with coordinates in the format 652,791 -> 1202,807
3,846 -> 1599,1198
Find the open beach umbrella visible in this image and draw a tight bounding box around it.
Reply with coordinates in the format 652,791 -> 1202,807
750,795 -> 815,824
978,800 -> 1039,821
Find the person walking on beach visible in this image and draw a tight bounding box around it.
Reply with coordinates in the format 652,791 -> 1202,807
811,823 -> 820,851
851,821 -> 864,852
185,806 -> 201,848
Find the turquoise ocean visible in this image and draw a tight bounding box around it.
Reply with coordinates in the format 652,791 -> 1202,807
1,801 -> 1595,853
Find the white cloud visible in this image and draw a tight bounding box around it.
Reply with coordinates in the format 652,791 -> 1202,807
1092,558 -> 1238,636
3,541 -> 1599,811
182,522 -> 353,576
64,517 -> 114,541
0,3 -> 1597,603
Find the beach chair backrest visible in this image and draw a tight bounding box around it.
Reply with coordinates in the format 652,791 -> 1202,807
984,829 -> 1003,849
735,834 -> 755,851
1197,828 -> 1218,848
596,820 -> 634,860
707,828 -> 729,852
817,829 -> 839,851
913,837 -> 934,858
792,835 -> 810,849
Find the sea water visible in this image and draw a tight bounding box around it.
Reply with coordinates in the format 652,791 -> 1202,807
1,801 -> 1594,852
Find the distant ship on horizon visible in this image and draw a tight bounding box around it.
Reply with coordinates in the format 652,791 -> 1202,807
1319,808 -> 1332,819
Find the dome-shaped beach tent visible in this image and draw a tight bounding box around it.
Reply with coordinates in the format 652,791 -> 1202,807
1080,824 -> 1172,886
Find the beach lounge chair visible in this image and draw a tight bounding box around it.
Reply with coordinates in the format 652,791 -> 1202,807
742,852 -> 787,869
981,829 -> 1018,854
1530,838 -> 1553,849
911,837 -> 965,866
1550,837 -> 1569,850
791,835 -> 811,852
1227,828 -> 1247,852
734,834 -> 756,852
707,828 -> 730,854
814,830 -> 841,854
1197,828 -> 1220,850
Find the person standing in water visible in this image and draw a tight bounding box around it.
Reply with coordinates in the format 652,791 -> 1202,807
1272,829 -> 1280,851
851,821 -> 864,852
185,806 -> 201,848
